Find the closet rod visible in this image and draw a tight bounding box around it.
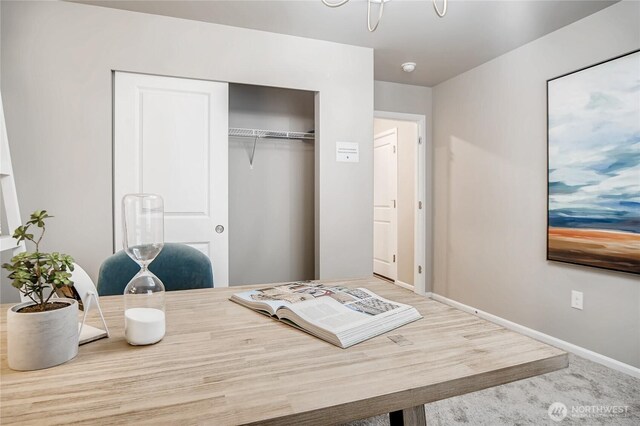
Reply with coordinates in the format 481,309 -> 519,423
228,127 -> 314,141
229,127 -> 314,169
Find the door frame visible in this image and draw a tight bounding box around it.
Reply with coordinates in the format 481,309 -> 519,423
374,111 -> 430,296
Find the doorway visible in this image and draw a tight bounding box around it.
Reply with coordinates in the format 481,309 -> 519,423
373,112 -> 428,295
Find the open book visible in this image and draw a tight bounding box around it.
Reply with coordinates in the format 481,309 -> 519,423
230,281 -> 422,348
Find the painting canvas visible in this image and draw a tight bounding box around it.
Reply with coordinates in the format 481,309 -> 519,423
547,50 -> 640,275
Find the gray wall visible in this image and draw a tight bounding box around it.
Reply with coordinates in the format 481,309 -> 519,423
229,84 -> 314,285
374,80 -> 433,292
433,1 -> 640,367
0,0 -> 373,302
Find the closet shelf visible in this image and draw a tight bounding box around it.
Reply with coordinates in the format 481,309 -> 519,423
229,127 -> 314,141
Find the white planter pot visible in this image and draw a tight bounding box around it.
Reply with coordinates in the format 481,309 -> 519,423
7,298 -> 79,371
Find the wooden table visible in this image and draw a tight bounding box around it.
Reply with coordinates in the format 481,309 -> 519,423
0,278 -> 567,425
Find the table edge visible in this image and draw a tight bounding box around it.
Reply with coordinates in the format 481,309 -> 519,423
244,352 -> 569,426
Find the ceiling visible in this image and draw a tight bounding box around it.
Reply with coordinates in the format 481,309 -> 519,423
72,0 -> 617,87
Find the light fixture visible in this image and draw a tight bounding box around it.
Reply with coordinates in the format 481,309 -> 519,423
401,62 -> 416,73
321,0 -> 447,33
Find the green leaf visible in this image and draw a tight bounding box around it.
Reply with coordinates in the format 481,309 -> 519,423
27,210 -> 52,228
1,209 -> 73,304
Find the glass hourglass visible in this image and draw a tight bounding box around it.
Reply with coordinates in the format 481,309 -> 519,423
122,194 -> 166,346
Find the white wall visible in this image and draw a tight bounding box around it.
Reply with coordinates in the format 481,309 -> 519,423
374,118 -> 417,286
433,1 -> 640,367
0,0 -> 11,304
229,84 -> 314,285
374,81 -> 433,292
374,81 -> 431,118
0,0 -> 373,302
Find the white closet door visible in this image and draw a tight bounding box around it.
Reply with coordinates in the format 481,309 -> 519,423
373,128 -> 398,281
114,72 -> 229,286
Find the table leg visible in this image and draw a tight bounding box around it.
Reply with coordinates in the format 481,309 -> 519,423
389,405 -> 427,426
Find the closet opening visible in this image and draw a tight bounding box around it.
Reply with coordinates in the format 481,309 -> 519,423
228,84 -> 316,286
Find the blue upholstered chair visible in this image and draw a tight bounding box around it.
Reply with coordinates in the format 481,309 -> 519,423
97,243 -> 214,296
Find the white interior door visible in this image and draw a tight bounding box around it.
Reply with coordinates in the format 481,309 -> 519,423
114,72 -> 229,286
373,128 -> 398,280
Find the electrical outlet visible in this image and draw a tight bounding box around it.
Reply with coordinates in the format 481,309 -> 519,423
571,290 -> 583,310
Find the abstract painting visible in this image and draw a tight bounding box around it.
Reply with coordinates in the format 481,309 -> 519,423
547,50 -> 640,275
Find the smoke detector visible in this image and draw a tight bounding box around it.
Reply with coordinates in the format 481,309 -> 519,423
401,62 -> 417,73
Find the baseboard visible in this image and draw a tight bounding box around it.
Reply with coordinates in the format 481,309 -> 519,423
394,280 -> 414,291
429,293 -> 640,379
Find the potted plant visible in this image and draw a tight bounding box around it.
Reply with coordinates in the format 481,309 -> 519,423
2,210 -> 79,371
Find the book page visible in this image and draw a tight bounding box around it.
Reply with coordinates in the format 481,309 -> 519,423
287,297 -> 370,333
335,288 -> 409,316
279,285 -> 409,333
231,281 -> 325,314
231,289 -> 290,314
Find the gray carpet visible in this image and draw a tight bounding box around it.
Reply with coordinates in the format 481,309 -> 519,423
347,354 -> 640,425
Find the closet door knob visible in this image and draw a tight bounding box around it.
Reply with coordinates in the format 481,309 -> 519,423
215,225 -> 225,234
